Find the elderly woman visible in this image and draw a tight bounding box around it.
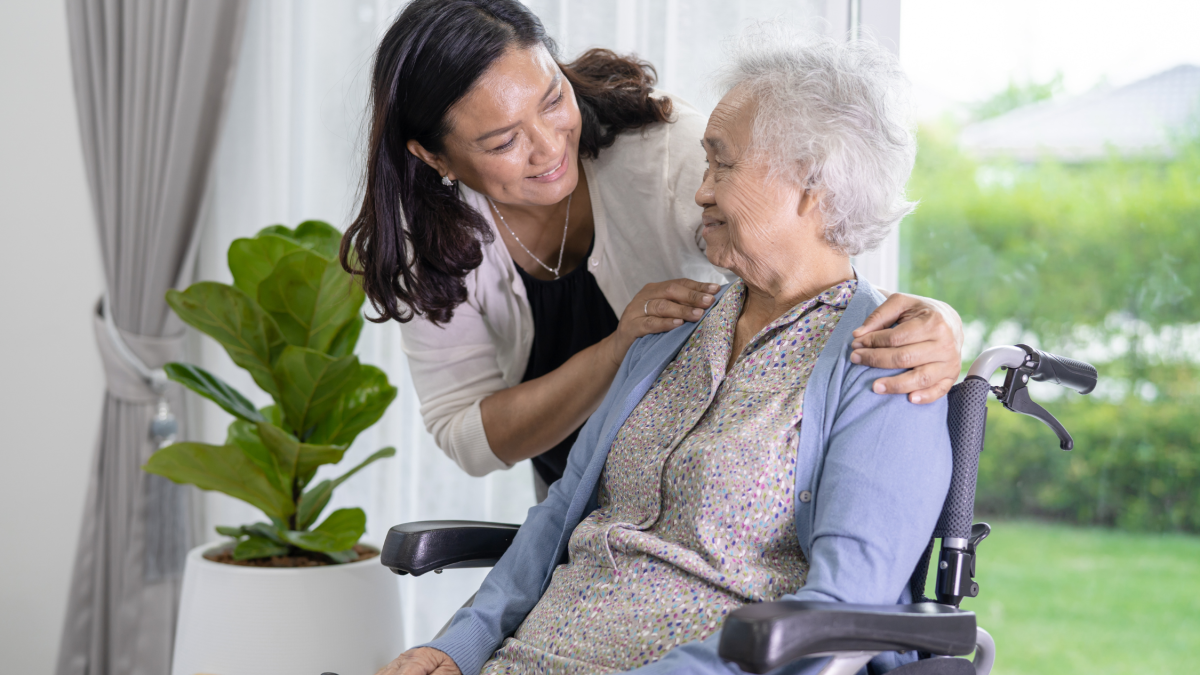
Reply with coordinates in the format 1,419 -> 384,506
382,31 -> 952,675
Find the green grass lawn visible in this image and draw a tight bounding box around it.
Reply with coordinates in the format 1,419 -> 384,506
928,520 -> 1200,674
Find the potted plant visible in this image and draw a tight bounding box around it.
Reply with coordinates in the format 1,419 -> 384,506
145,220 -> 403,675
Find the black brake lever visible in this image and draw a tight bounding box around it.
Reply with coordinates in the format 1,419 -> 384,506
998,366 -> 1075,450
966,522 -> 991,578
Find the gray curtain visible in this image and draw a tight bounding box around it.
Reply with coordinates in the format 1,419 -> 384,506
57,2 -> 248,674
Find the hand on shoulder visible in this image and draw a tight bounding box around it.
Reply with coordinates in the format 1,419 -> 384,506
848,291 -> 965,404
602,279 -> 721,367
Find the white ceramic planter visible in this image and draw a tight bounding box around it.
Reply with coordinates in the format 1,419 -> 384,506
171,543 -> 404,675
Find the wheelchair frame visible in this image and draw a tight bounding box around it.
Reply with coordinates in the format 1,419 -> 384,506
378,344 -> 1098,675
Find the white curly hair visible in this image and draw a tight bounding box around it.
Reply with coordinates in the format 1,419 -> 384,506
717,25 -> 917,256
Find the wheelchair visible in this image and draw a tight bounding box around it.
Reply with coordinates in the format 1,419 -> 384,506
376,344 -> 1099,675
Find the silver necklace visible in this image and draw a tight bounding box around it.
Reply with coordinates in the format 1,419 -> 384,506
487,194 -> 572,279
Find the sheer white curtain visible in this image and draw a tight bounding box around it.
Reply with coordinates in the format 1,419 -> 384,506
192,0 -> 898,649
521,0 -> 902,287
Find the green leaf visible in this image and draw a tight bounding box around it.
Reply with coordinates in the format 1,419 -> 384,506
306,365 -> 397,446
296,447 -> 396,530
256,249 -> 365,353
258,221 -> 342,260
228,234 -> 305,300
272,346 -> 360,437
165,283 -> 286,398
326,313 -> 364,358
144,442 -> 293,520
295,481 -> 334,533
281,508 -> 365,553
257,225 -> 294,239
324,548 -> 359,564
243,521 -> 287,545
233,534 -> 290,560
259,404 -> 289,432
215,525 -> 245,538
165,362 -> 264,424
292,220 -> 343,260
226,419 -> 288,497
256,422 -> 346,490
214,522 -> 287,546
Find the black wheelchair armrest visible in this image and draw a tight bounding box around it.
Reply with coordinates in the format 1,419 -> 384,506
718,601 -> 977,674
380,520 -> 520,576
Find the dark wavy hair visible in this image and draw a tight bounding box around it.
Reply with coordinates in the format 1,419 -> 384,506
341,0 -> 672,325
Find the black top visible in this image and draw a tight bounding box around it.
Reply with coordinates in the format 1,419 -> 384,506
516,237 -> 620,487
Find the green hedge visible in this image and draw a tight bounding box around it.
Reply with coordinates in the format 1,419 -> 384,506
900,121 -> 1200,533
977,396 -> 1200,532
902,126 -> 1200,341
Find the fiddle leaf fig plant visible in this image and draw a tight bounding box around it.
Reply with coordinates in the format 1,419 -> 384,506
144,220 -> 397,563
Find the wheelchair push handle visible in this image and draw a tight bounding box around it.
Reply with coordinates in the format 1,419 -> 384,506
961,344 -> 1098,451
1023,345 -> 1098,395
930,344 -> 1100,606
938,345 -> 1099,542
966,344 -> 1098,394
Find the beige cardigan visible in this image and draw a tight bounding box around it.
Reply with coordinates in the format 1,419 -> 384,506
398,95 -> 727,476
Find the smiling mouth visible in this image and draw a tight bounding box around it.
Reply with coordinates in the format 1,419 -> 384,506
530,152 -> 567,179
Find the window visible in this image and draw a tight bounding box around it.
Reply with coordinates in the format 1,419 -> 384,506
899,2 -> 1200,670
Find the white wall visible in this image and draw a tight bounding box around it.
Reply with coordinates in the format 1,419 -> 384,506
0,2 -> 106,673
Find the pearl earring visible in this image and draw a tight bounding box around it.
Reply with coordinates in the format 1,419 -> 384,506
441,175 -> 454,187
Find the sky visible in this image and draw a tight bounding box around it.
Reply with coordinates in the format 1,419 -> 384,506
899,0 -> 1200,118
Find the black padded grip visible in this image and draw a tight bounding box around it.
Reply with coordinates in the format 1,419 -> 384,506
1024,346 -> 1097,395
718,601 -> 977,673
380,520 -> 519,576
934,378 -> 991,540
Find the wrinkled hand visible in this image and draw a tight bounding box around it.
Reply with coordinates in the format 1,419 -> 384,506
850,293 -> 964,404
375,647 -> 462,675
602,279 -> 721,367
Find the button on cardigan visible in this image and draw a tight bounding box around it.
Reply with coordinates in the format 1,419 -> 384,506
399,95 -> 728,476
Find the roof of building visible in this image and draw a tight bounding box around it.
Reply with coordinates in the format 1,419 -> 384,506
959,64 -> 1200,162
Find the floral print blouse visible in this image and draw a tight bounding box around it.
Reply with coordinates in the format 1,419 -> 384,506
481,279 -> 858,675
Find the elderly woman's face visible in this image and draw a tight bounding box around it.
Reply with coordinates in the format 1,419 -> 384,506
695,89 -> 812,285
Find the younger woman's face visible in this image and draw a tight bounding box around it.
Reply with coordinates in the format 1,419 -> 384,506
419,45 -> 582,207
